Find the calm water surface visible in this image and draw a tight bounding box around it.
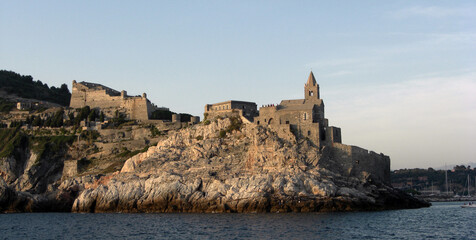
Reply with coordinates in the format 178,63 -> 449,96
1,202 -> 475,239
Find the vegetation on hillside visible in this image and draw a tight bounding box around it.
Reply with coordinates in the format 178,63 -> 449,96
0,127 -> 75,161
150,109 -> 174,120
0,98 -> 15,113
0,127 -> 28,158
0,70 -> 71,106
150,109 -> 193,122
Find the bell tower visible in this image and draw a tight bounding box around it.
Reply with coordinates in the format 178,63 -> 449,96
304,71 -> 320,100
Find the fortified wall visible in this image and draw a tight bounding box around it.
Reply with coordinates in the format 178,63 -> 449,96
324,143 -> 391,184
70,81 -> 158,121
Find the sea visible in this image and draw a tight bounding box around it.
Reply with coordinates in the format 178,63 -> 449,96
0,202 -> 475,240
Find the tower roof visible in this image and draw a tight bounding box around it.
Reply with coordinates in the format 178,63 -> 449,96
307,71 -> 317,86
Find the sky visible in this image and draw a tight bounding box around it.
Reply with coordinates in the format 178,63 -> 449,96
1,1 -> 475,169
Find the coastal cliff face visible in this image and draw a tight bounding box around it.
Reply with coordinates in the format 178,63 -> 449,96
0,118 -> 429,213
68,118 -> 428,213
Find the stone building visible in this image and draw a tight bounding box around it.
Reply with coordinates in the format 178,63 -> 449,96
70,80 -> 162,121
16,102 -> 31,110
254,71 -> 341,148
204,100 -> 258,121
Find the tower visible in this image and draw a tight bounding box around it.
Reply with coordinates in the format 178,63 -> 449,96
304,71 -> 320,100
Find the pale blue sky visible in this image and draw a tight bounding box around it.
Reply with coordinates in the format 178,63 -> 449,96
1,1 -> 475,169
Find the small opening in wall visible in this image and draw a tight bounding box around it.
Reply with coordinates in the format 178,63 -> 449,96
308,131 -> 311,136
286,121 -> 289,124
257,121 -> 260,125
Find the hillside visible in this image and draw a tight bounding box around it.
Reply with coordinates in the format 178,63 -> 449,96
0,117 -> 428,213
0,70 -> 71,106
391,167 -> 476,196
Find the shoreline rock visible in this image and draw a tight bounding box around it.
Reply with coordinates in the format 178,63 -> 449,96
2,118 -> 430,213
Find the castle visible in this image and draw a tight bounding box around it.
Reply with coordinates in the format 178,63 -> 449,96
205,72 -> 390,183
69,80 -> 163,121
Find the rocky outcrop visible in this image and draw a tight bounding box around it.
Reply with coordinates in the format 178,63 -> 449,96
0,118 -> 429,213
0,143 -> 67,194
70,118 -> 429,213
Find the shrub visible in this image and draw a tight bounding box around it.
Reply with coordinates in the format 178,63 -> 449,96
226,117 -> 242,132
219,130 -> 226,138
149,125 -> 162,137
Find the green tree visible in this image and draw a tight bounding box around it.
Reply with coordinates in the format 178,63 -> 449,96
32,116 -> 42,126
99,111 -> 105,122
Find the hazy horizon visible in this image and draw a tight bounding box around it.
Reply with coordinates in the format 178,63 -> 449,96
1,1 -> 475,170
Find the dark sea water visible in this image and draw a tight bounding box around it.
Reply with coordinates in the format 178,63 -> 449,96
1,202 -> 475,240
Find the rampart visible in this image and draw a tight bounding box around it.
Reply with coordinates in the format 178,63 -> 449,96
329,143 -> 391,184
70,81 -> 156,121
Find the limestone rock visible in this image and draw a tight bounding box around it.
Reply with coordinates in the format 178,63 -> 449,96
69,118 -> 429,213
1,117 -> 429,213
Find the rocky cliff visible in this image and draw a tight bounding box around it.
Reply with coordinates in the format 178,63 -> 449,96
1,118 -> 429,213
69,118 -> 428,212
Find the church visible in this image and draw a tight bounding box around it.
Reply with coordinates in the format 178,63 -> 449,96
254,72 -> 342,148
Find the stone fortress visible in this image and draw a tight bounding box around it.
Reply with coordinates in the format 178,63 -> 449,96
206,72 -> 391,183
64,73 -> 389,183
70,80 -> 164,121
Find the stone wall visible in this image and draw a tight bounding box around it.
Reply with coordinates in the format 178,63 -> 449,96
70,81 -> 155,121
205,100 -> 258,121
326,126 -> 342,144
329,143 -> 390,184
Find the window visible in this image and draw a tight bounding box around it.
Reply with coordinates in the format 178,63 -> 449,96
303,112 -> 307,120
257,121 -> 260,125
286,121 -> 289,124
308,131 -> 311,136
